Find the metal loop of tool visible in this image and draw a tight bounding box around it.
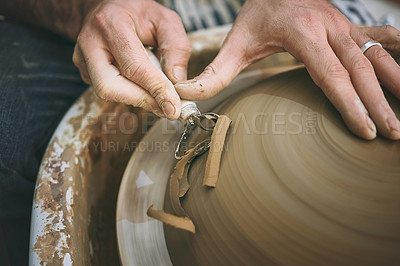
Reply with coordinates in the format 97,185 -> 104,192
193,113 -> 220,131
175,113 -> 220,159
191,139 -> 212,159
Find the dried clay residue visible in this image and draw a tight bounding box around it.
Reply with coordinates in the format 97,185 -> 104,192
32,87 -> 151,265
32,138 -> 76,265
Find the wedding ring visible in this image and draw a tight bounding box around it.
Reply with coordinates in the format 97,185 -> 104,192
360,40 -> 382,54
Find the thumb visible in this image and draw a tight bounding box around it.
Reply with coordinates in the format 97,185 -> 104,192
156,11 -> 192,83
175,28 -> 249,101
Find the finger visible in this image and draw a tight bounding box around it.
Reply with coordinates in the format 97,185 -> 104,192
328,32 -> 400,139
360,25 -> 400,54
289,38 -> 377,140
175,26 -> 275,101
73,45 -> 92,85
80,44 -> 165,117
154,10 -> 191,83
352,27 -> 400,99
101,18 -> 181,120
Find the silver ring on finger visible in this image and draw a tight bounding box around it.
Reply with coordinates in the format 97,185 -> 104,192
360,40 -> 382,54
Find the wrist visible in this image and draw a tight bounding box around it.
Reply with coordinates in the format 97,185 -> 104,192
64,0 -> 102,40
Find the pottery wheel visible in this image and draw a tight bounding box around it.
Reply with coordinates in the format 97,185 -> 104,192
117,68 -> 400,266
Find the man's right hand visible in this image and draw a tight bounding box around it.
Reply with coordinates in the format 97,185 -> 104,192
73,0 -> 191,120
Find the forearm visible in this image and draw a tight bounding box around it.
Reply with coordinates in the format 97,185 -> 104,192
0,0 -> 101,40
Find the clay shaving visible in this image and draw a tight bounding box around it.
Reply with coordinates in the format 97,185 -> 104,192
169,141 -> 208,217
147,205 -> 196,233
203,115 -> 232,187
147,115 -> 231,233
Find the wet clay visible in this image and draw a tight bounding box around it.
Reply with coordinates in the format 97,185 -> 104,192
203,116 -> 232,187
148,116 -> 231,233
147,205 -> 195,233
164,68 -> 400,266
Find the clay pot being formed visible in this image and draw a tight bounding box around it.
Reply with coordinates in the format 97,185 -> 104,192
117,68 -> 400,266
164,68 -> 400,265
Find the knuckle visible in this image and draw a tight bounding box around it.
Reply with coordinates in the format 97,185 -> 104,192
292,10 -> 325,35
93,10 -> 108,29
134,96 -> 148,109
160,41 -> 191,59
165,9 -> 181,22
340,36 -> 356,50
75,32 -> 93,54
72,51 -> 81,68
76,33 -> 87,45
369,46 -> 391,61
158,8 -> 182,27
383,25 -> 398,36
324,9 -> 338,23
95,82 -> 111,100
203,63 -> 226,90
324,8 -> 348,29
327,63 -> 348,77
294,15 -> 318,31
92,5 -> 117,31
149,82 -> 167,106
203,63 -> 218,77
119,60 -> 171,104
148,82 -> 168,102
120,60 -> 144,81
295,39 -> 322,60
316,63 -> 348,88
351,56 -> 371,72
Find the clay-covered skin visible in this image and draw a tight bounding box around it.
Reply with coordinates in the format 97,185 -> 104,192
164,68 -> 400,266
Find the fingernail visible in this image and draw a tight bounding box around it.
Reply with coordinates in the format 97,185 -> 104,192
173,66 -> 187,82
162,101 -> 176,118
366,116 -> 377,137
387,116 -> 400,132
175,79 -> 199,91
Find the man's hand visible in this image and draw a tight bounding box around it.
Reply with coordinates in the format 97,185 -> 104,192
176,0 -> 400,140
73,0 -> 191,119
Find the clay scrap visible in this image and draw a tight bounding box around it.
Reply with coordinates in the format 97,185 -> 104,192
203,115 -> 232,187
147,115 -> 232,233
